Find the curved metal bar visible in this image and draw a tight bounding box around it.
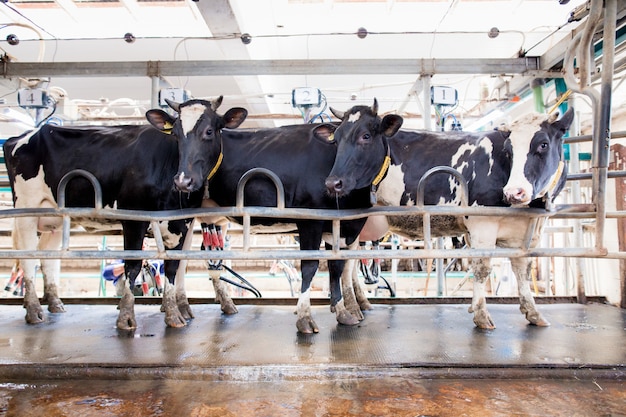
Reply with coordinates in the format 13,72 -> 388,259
416,166 -> 469,207
235,167 -> 286,210
57,169 -> 103,210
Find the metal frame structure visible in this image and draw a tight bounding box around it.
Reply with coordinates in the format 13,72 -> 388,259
0,0 -> 623,304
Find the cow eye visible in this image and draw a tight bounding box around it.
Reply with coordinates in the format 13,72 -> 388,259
538,142 -> 549,152
204,128 -> 214,138
359,133 -> 371,143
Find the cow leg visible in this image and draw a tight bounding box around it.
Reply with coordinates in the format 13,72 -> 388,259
198,217 -> 237,315
172,259 -> 195,319
510,257 -> 550,326
295,223 -> 324,334
116,221 -> 149,330
37,231 -> 65,314
116,277 -> 137,330
328,258 -> 360,326
160,259 -> 186,328
208,269 -> 238,315
336,240 -> 365,321
465,219 -> 498,329
297,259 -> 320,334
468,258 -> 496,329
13,217 -> 45,324
351,257 -> 372,311
172,219 -> 197,320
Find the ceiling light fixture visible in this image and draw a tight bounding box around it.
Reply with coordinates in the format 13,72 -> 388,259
124,33 -> 135,43
241,33 -> 252,44
6,34 -> 19,46
488,27 -> 500,38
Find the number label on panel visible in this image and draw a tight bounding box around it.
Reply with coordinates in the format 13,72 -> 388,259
18,88 -> 46,108
159,88 -> 187,107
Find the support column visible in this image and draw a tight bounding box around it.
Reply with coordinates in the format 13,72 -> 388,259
592,0 -> 616,252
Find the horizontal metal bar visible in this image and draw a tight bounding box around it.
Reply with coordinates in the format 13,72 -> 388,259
565,130 -> 626,143
567,171 -> 626,181
0,203 -> 581,224
0,246 -> 608,261
0,296 -> 608,307
2,58 -> 543,78
0,199 -> 610,261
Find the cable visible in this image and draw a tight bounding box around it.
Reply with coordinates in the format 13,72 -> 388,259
522,19 -> 573,56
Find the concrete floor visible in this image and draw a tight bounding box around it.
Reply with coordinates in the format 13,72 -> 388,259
0,301 -> 625,416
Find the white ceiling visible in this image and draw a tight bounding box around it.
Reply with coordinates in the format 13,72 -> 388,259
0,0 -> 611,135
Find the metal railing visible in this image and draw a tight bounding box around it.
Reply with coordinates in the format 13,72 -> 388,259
0,166 -> 611,264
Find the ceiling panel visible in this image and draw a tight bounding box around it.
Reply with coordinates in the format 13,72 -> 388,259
0,0 -> 613,136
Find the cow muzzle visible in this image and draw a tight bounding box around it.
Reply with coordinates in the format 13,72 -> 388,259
174,172 -> 195,193
325,176 -> 346,197
503,186 -> 531,206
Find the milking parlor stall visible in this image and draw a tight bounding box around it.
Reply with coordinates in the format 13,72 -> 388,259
0,0 -> 625,415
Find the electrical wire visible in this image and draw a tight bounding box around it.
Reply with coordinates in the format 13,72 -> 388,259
522,19 -> 574,56
1,3 -> 58,61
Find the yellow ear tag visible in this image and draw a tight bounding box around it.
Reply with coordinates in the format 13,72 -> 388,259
328,133 -> 334,142
162,121 -> 174,135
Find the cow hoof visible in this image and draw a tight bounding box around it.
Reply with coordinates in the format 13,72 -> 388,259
358,299 -> 373,311
25,308 -> 44,324
527,312 -> 550,327
220,302 -> 238,315
165,311 -> 188,328
472,311 -> 496,330
177,302 -> 195,320
296,317 -> 319,334
166,319 -> 187,328
350,306 -> 365,321
116,314 -> 137,330
48,300 -> 66,314
336,310 -> 360,327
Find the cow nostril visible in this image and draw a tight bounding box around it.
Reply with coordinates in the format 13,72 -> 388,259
505,187 -> 527,203
175,174 -> 193,191
325,177 -> 343,193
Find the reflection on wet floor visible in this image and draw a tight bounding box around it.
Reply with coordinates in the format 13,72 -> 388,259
2,378 -> 626,417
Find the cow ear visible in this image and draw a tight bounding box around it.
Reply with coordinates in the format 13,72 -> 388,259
222,107 -> 248,129
313,123 -> 337,144
381,114 -> 403,137
551,107 -> 575,134
146,109 -> 176,133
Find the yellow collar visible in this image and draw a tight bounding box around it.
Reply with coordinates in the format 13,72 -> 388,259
372,140 -> 391,186
538,160 -> 564,200
372,155 -> 391,186
207,147 -> 223,181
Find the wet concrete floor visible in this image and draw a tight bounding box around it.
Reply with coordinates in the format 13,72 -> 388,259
0,301 -> 625,416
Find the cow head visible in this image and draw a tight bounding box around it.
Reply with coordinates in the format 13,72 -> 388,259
146,96 -> 248,193
502,108 -> 574,206
324,98 -> 403,197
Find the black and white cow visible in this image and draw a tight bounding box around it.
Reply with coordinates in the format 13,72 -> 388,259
199,110 -> 402,334
326,102 -> 575,329
3,97 -> 247,329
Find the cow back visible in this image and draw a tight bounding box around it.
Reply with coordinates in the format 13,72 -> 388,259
3,124 -> 200,212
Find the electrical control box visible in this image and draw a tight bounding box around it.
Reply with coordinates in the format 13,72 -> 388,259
430,86 -> 458,106
292,87 -> 321,107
